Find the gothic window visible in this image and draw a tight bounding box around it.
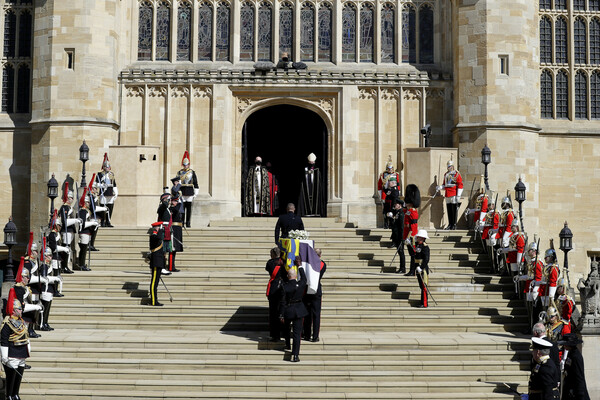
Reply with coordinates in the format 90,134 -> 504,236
198,2 -> 213,61
592,19 -> 600,65
591,0 -> 600,11
591,71 -> 600,119
177,2 -> 192,61
215,3 -> 230,61
574,18 -> 587,64
555,0 -> 566,10
342,4 -> 356,62
2,65 -> 14,113
541,70 -> 553,119
3,11 -> 16,58
240,2 -> 254,61
257,3 -> 272,61
419,4 -> 434,64
539,0 -> 551,10
381,3 -> 395,63
156,2 -> 171,61
300,3 -> 315,61
359,3 -> 374,62
16,64 -> 29,113
575,71 -> 588,119
573,0 -> 585,11
540,16 -> 552,63
138,2 -> 153,60
318,4 -> 332,62
556,70 -> 569,118
279,3 -> 293,57
18,10 -> 32,58
555,17 -> 568,64
402,5 -> 416,63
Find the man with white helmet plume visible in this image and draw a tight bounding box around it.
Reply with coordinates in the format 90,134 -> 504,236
436,159 -> 463,230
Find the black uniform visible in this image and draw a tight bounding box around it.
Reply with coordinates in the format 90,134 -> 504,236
562,347 -> 590,400
303,260 -> 326,341
407,242 -> 430,307
77,207 -> 95,270
265,257 -> 286,341
1,315 -> 29,400
168,204 -> 183,272
59,203 -> 78,270
298,166 -> 325,217
274,212 -> 305,244
280,268 -> 308,360
528,356 -> 560,400
149,229 -> 165,306
390,206 -> 406,273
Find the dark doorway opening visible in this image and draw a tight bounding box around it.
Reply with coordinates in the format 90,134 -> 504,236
242,105 -> 327,216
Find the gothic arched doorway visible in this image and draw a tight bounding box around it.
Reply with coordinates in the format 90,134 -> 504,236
242,104 -> 328,217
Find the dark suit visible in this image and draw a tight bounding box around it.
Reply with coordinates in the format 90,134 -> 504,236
149,230 -> 164,305
280,268 -> 308,357
303,260 -> 326,341
407,242 -> 430,307
265,257 -> 286,341
562,347 -> 590,400
274,212 -> 305,243
529,356 -> 560,400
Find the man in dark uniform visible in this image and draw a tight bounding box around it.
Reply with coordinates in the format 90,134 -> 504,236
265,247 -> 285,342
148,221 -> 165,306
402,184 -> 421,275
279,258 -> 308,362
157,192 -> 173,276
13,257 -> 42,338
558,333 -> 590,400
168,194 -> 183,273
407,230 -> 431,308
177,151 -> 199,227
1,298 -> 30,400
523,337 -> 560,400
303,248 -> 326,342
274,203 -> 305,244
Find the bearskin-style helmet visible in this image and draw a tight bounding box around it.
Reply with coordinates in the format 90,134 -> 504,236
404,184 -> 421,208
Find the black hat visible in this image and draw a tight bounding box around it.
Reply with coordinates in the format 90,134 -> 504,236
171,176 -> 180,183
558,333 -> 583,346
404,184 -> 421,208
531,337 -> 553,350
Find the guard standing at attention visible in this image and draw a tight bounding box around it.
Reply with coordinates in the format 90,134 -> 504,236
177,151 -> 199,227
1,298 -> 30,400
437,159 -> 463,230
148,221 -> 165,306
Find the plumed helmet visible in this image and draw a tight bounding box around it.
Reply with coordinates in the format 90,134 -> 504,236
511,219 -> 520,227
44,247 -> 52,257
544,248 -> 557,261
181,151 -> 190,167
307,153 -> 317,163
501,196 -> 512,209
479,174 -> 485,193
20,267 -> 30,280
385,155 -> 393,170
404,184 -> 421,208
547,307 -> 559,318
527,242 -> 537,252
102,152 -> 110,169
15,257 -> 25,283
7,289 -> 20,316
447,159 -> 454,168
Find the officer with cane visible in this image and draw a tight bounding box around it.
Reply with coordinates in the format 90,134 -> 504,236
148,221 -> 166,306
406,230 -> 435,308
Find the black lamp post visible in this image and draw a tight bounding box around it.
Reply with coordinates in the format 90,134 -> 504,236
3,217 -> 17,282
47,173 -> 58,217
481,144 -> 491,191
514,177 -> 526,232
79,140 -> 89,187
559,221 -> 573,270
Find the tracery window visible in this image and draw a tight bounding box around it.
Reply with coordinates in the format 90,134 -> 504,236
138,2 -> 153,60
539,0 -> 551,10
301,3 -> 315,62
359,3 -> 374,62
540,16 -> 552,64
556,70 -> 569,119
318,4 -> 332,62
591,0 -> 600,11
16,64 -> 29,113
1,65 -> 14,113
381,3 -> 395,63
342,4 -> 356,62
541,70 -> 553,119
591,19 -> 600,65
555,17 -> 568,64
156,2 -> 171,61
402,5 -> 416,63
257,3 -> 272,61
215,3 -> 231,61
198,2 -> 213,61
592,72 -> 600,119
555,0 -> 567,10
3,11 -> 16,58
18,10 -> 31,58
279,3 -> 293,57
419,4 -> 434,64
177,2 -> 192,61
240,2 -> 254,61
575,71 -> 588,119
574,17 -> 587,64
574,0 -> 585,11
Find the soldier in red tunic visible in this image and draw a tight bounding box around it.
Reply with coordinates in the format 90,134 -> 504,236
402,184 -> 420,276
497,195 -> 517,247
437,159 -> 463,230
464,175 -> 488,233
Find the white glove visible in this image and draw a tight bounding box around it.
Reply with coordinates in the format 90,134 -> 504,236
457,188 -> 463,198
386,212 -> 393,218
57,245 -> 70,253
521,395 -> 529,400
558,295 -> 567,301
549,286 -> 557,298
41,276 -> 49,284
436,185 -> 443,192
405,238 -> 411,245
27,343 -> 31,356
1,345 -> 8,364
378,190 -> 383,200
113,187 -> 118,200
416,266 -> 422,274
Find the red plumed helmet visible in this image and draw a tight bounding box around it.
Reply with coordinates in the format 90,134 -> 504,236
88,173 -> 96,192
6,288 -> 18,316
102,152 -> 110,169
62,181 -> 70,203
181,151 -> 190,167
26,231 -> 33,257
15,256 -> 25,283
79,187 -> 89,208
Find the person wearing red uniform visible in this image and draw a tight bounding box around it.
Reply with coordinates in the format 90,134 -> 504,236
539,248 -> 560,310
406,230 -> 430,308
378,158 -> 401,228
556,285 -> 574,335
465,176 -> 488,233
504,220 -> 525,276
497,196 -> 517,247
436,159 -> 463,230
402,184 -> 420,276
520,241 -> 544,330
481,202 -> 500,271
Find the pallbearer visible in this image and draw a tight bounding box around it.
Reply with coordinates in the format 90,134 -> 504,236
406,230 -> 431,308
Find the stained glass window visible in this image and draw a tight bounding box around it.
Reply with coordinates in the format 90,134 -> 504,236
3,11 -> 16,58
574,18 -> 586,64
360,3 -> 374,62
381,4 -> 394,63
556,70 -> 569,119
18,10 -> 32,58
575,71 -> 588,119
555,0 -> 566,10
591,72 -> 600,119
2,65 -> 14,113
258,3 -> 272,61
138,2 -> 153,60
156,2 -> 171,61
573,0 -> 585,11
540,16 -> 552,63
177,2 -> 192,61
342,4 -> 356,62
301,3 -> 315,61
16,64 -> 29,113
539,0 -> 551,10
555,17 -> 568,64
419,5 -> 434,64
216,3 -> 230,61
541,70 -> 553,119
402,5 -> 416,63
591,19 -> 600,65
240,3 -> 254,61
318,4 -> 332,62
198,2 -> 213,61
279,3 -> 293,57
591,0 -> 600,11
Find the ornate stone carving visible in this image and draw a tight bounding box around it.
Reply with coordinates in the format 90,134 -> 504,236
578,260 -> 600,326
171,86 -> 190,98
426,88 -> 446,99
148,86 -> 167,98
238,97 -> 255,114
126,86 -> 145,98
315,98 -> 334,118
403,88 -> 422,100
358,88 -> 377,100
381,88 -> 400,100
193,86 -> 212,98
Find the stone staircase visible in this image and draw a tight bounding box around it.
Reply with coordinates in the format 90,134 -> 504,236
19,218 -> 530,399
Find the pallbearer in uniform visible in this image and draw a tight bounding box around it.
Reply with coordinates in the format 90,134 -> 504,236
406,230 -> 431,308
298,153 -> 325,217
1,298 -> 30,400
303,248 -> 326,342
378,157 -> 401,228
148,221 -> 165,306
402,184 -> 420,275
437,159 -> 463,230
524,337 -> 560,400
95,153 -> 118,227
168,194 -> 183,273
265,247 -> 285,342
244,156 -> 271,216
280,259 -> 308,362
177,151 -> 199,227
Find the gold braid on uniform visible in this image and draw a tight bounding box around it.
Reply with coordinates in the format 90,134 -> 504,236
2,316 -> 29,346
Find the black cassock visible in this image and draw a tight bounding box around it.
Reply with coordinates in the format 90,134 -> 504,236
298,167 -> 325,217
